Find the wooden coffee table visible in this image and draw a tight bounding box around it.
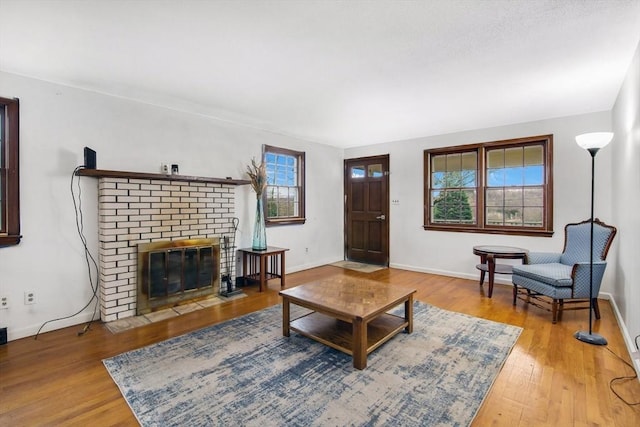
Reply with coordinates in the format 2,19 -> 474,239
279,277 -> 416,369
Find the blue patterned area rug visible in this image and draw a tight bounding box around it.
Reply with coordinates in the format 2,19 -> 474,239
103,302 -> 521,426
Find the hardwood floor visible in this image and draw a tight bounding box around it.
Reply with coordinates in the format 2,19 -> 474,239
1,266 -> 639,426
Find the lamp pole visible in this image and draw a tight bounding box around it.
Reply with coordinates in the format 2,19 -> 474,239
573,132 -> 612,346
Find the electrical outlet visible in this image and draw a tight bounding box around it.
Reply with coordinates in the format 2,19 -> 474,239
305,247 -> 309,254
631,350 -> 640,361
0,296 -> 8,309
24,291 -> 36,305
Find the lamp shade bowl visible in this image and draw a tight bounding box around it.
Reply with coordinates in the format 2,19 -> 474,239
575,132 -> 614,150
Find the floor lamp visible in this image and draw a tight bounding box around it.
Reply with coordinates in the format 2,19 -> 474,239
573,131 -> 613,346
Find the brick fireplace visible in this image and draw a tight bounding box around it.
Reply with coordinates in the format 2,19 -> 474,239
79,169 -> 249,322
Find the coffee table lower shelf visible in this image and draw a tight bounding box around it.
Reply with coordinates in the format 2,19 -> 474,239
289,311 -> 408,356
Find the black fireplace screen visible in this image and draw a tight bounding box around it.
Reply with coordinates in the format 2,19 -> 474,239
137,238 -> 220,315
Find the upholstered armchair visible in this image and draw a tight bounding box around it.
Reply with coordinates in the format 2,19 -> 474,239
512,219 -> 616,323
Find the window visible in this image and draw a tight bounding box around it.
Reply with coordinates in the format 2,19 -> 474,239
424,135 -> 553,236
0,96 -> 20,246
263,145 -> 305,226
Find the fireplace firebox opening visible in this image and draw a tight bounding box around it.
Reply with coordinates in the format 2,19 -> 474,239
137,238 -> 221,315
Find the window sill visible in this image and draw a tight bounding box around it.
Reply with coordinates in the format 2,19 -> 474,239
423,225 -> 554,237
266,218 -> 306,227
0,234 -> 22,246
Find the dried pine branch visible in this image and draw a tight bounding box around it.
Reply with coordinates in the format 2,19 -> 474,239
246,158 -> 267,197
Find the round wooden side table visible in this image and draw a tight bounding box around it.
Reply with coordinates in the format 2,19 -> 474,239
472,245 -> 528,298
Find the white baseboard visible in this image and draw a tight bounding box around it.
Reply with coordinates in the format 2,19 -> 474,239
600,292 -> 640,379
286,258 -> 343,274
9,312 -> 96,341
389,262 -> 513,285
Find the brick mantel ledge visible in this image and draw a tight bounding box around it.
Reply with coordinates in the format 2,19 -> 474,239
76,168 -> 250,185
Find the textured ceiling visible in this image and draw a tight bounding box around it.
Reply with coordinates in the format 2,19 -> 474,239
1,0 -> 639,148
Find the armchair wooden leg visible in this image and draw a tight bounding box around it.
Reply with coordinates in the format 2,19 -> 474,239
513,285 -> 517,305
551,299 -> 559,324
558,299 -> 564,322
592,298 -> 601,319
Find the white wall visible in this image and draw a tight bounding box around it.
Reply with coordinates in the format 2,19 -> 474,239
611,41 -> 640,352
1,66 -> 630,344
0,71 -> 344,340
345,112 -> 615,286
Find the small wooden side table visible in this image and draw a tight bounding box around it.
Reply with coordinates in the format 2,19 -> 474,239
238,246 -> 289,292
473,245 -> 528,298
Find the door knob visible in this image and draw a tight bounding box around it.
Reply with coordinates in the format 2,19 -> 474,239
376,214 -> 386,220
